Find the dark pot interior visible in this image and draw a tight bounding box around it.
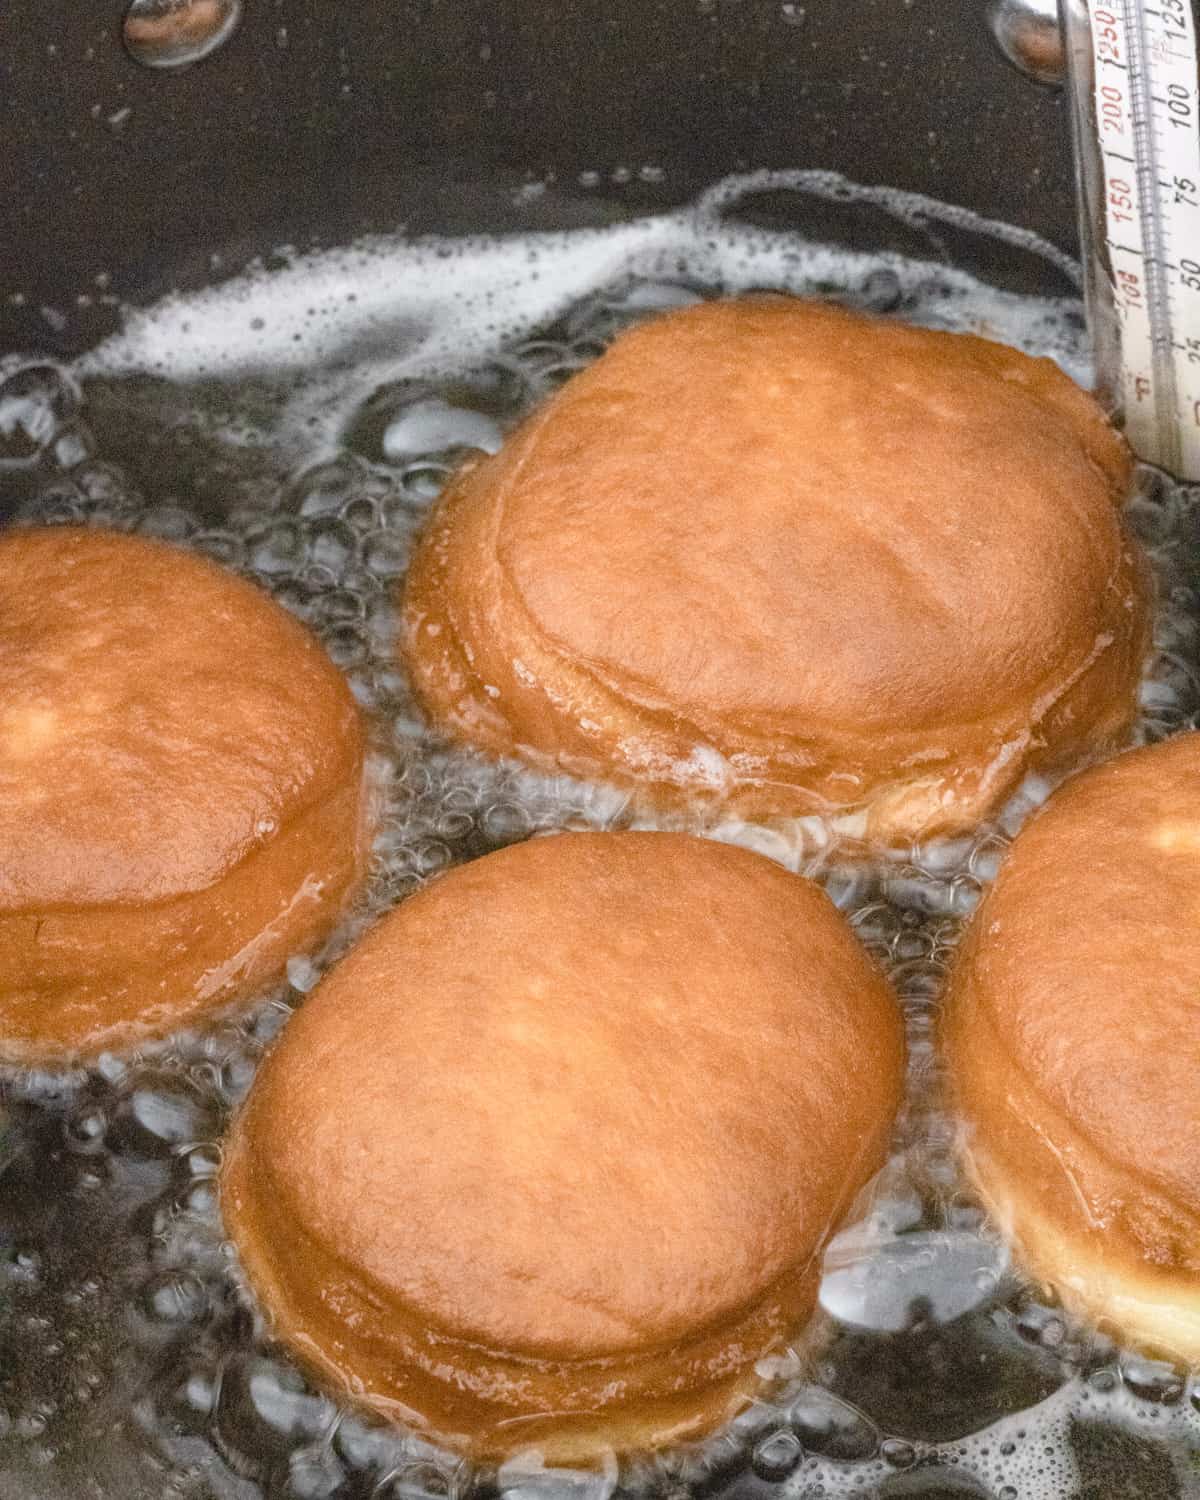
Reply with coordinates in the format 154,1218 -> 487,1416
2,0 -> 1074,360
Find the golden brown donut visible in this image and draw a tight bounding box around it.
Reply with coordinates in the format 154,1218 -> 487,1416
0,526 -> 369,1061
221,831 -> 905,1461
400,296 -> 1150,845
942,733 -> 1200,1360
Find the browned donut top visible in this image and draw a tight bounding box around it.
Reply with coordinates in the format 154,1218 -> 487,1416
0,527 -> 364,909
237,830 -> 904,1360
957,733 -> 1200,1213
478,297 -> 1131,736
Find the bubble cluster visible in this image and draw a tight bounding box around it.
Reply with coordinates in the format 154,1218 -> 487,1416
1,175 -> 1199,1498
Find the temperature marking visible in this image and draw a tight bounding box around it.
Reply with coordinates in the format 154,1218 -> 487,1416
1088,0 -> 1200,477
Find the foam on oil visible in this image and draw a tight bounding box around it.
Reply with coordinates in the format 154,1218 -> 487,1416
1,172 -> 1199,1500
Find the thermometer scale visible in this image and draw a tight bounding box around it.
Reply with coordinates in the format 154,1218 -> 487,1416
1063,0 -> 1200,478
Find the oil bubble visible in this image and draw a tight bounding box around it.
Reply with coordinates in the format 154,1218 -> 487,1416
192,529 -> 245,568
381,398 -> 504,463
362,529 -> 410,577
122,0 -> 241,69
819,1229 -> 1007,1333
248,518 -> 305,575
789,1386 -> 880,1461
1120,1355 -> 1187,1405
138,1271 -> 210,1325
51,423 -> 95,471
750,1429 -> 804,1480
286,457 -> 373,519
136,503 -> 195,541
129,1083 -> 210,1147
399,462 -> 450,506
63,1107 -> 108,1156
287,1444 -> 346,1499
0,362 -> 81,466
212,1355 -> 312,1480
8,1248 -> 43,1287
307,517 -> 357,573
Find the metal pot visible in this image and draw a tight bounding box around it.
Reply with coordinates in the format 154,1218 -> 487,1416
2,6 -> 1193,1499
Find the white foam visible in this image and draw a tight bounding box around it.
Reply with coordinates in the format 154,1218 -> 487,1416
78,169 -> 1092,463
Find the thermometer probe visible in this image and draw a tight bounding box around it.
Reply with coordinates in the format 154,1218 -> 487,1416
993,0 -> 1200,478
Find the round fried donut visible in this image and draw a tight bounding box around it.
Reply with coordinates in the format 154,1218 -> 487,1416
401,296 -> 1149,843
943,733 -> 1200,1360
222,830 -> 905,1460
0,526 -> 369,1060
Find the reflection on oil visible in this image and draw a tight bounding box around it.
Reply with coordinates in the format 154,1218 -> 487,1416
122,0 -> 242,70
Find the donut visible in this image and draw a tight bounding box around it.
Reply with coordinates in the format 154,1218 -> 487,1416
0,527 -> 369,1060
942,733 -> 1200,1360
400,296 -> 1149,844
221,830 -> 905,1460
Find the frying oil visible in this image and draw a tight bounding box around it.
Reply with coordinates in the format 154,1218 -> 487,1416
1,172 -> 1199,1500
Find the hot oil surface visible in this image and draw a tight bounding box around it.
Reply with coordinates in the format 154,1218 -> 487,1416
1,174 -> 1199,1500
